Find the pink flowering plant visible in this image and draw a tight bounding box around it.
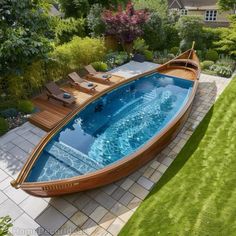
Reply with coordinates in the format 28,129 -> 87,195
102,1 -> 149,49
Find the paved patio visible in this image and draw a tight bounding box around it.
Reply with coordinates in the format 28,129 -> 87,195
110,60 -> 159,78
0,73 -> 231,236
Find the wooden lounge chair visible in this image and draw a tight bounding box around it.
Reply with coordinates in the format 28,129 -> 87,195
84,65 -> 112,84
45,82 -> 76,106
68,72 -> 97,94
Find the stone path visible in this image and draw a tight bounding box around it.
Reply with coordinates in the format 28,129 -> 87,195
0,74 -> 231,236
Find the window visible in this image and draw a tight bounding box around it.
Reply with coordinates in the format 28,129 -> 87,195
180,9 -> 188,16
205,10 -> 217,21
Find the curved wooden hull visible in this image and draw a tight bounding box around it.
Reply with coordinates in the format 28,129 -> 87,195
12,49 -> 200,197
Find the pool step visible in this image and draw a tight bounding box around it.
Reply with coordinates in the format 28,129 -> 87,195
143,90 -> 158,102
55,141 -> 104,169
45,141 -> 102,175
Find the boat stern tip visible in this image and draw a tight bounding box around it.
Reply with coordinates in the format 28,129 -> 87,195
11,179 -> 20,189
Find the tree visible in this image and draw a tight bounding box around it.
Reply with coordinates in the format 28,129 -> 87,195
218,0 -> 236,12
58,0 -> 128,18
87,4 -> 106,37
215,15 -> 236,57
54,17 -> 86,44
134,0 -> 168,19
58,0 -> 90,18
0,0 -> 53,77
102,2 -> 149,49
176,16 -> 205,51
142,12 -> 166,50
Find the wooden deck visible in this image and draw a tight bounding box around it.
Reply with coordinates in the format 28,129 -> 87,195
163,68 -> 196,80
29,75 -> 124,131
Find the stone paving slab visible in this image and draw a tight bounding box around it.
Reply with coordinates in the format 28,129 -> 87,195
0,74 -> 232,236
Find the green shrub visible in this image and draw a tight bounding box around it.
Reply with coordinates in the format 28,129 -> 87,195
133,38 -> 149,54
91,61 -> 108,72
210,65 -> 233,78
202,27 -> 222,49
0,118 -> 8,136
217,56 -> 235,70
53,37 -> 107,70
18,100 -> 34,114
196,50 -> 204,61
5,60 -> 49,99
201,60 -> 214,70
177,16 -> 205,51
54,17 -> 86,45
144,50 -> 154,61
87,4 -> 105,37
105,51 -> 129,68
169,47 -> 179,55
142,12 -> 166,51
0,36 -> 105,100
0,216 -> 12,235
0,108 -> 18,118
154,50 -> 175,64
205,49 -> 219,62
0,100 -> 18,111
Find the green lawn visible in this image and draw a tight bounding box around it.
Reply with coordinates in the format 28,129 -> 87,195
119,77 -> 236,236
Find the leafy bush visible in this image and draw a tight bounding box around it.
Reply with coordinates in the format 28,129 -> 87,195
53,37 -> 107,70
0,0 -> 53,78
134,0 -> 168,19
91,61 -> 108,72
210,65 -> 233,78
214,15 -> 236,58
176,16 -> 205,51
0,108 -> 18,118
0,100 -> 18,111
2,37 -> 106,99
217,56 -> 235,70
59,0 -> 90,18
144,50 -> 154,61
87,4 -> 106,37
196,50 -> 204,61
54,17 -> 86,45
0,118 -> 9,136
205,49 -> 219,62
201,60 -> 214,70
202,27 -> 222,50
169,47 -> 179,55
154,50 -> 175,64
133,38 -> 149,54
105,51 -> 129,68
18,100 -> 34,114
142,12 -> 166,51
102,2 -> 149,48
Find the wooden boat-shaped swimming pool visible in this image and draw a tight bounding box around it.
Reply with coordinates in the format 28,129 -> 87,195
11,48 -> 200,197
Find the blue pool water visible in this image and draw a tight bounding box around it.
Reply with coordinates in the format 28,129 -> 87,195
27,73 -> 193,182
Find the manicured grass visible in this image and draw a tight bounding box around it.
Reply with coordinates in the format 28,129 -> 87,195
119,77 -> 236,236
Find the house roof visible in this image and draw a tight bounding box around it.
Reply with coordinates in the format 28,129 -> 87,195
168,0 -> 218,10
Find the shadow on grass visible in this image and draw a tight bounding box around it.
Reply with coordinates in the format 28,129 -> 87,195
146,81 -> 217,199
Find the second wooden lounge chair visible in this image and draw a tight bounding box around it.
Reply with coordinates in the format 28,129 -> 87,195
45,82 -> 76,106
68,72 -> 97,94
84,65 -> 112,84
